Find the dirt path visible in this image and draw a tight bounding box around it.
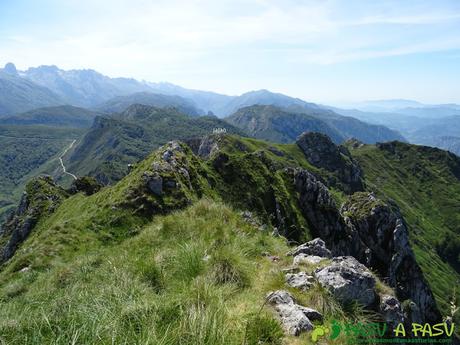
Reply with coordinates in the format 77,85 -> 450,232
59,140 -> 77,180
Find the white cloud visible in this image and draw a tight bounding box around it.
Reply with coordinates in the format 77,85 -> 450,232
1,0 -> 459,101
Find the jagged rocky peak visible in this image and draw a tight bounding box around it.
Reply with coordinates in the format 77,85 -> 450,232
341,192 -> 441,324
295,131 -> 364,193
3,62 -> 18,76
121,141 -> 202,215
286,170 -> 441,325
185,134 -> 223,159
0,176 -> 68,262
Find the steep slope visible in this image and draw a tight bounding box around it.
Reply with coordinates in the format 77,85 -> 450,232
349,141 -> 460,314
1,134 -> 456,343
0,125 -> 85,223
66,104 -> 245,184
226,105 -> 404,145
21,65 -> 152,107
0,105 -> 101,128
96,91 -> 202,116
225,105 -> 344,144
0,66 -> 64,115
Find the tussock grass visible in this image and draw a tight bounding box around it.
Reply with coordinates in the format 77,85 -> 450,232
0,200 -> 289,344
0,197 -> 398,344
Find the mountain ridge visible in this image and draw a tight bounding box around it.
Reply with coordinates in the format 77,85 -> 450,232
225,104 -> 405,145
1,132 -> 458,343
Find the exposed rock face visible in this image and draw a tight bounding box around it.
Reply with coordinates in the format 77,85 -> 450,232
293,254 -> 326,266
288,167 -> 348,248
69,176 -> 102,196
144,173 -> 163,196
0,176 -> 68,263
285,272 -> 314,290
185,134 -> 222,159
380,294 -> 405,328
315,256 -> 377,307
197,136 -> 220,158
289,168 -> 441,324
296,132 -> 364,193
341,192 -> 441,323
287,238 -> 331,258
267,290 -> 322,335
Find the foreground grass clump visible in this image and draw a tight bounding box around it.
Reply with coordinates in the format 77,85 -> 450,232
0,199 -> 290,345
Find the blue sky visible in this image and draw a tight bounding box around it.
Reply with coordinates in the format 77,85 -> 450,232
1,0 -> 459,104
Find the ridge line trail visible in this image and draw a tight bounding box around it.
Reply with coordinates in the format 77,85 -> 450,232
59,140 -> 77,180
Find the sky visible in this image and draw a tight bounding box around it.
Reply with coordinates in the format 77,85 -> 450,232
1,0 -> 460,104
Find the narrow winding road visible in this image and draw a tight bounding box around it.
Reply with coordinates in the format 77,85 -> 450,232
59,140 -> 77,180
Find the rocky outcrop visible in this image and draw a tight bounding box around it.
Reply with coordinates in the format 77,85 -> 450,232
289,168 -> 441,324
185,134 -> 227,159
315,256 -> 377,307
288,238 -> 330,266
123,141 -> 207,216
341,192 -> 441,323
267,290 -> 322,335
380,294 -> 405,328
0,176 -> 68,263
196,135 -> 221,158
293,254 -> 326,266
288,167 -> 349,249
296,132 -> 364,193
285,272 -> 314,290
287,238 -> 331,258
69,176 -> 102,196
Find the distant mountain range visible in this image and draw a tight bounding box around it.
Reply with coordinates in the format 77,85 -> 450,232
19,64 -> 152,108
96,92 -> 201,116
0,65 -> 63,114
1,62 -> 459,156
332,104 -> 460,156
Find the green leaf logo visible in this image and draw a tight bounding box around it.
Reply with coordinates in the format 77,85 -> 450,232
311,325 -> 330,342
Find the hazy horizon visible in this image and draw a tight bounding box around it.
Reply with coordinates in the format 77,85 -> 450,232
1,0 -> 460,104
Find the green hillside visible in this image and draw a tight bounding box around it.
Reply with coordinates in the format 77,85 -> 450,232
66,105 -> 245,184
0,105 -> 101,128
349,141 -> 460,312
0,125 -> 85,222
